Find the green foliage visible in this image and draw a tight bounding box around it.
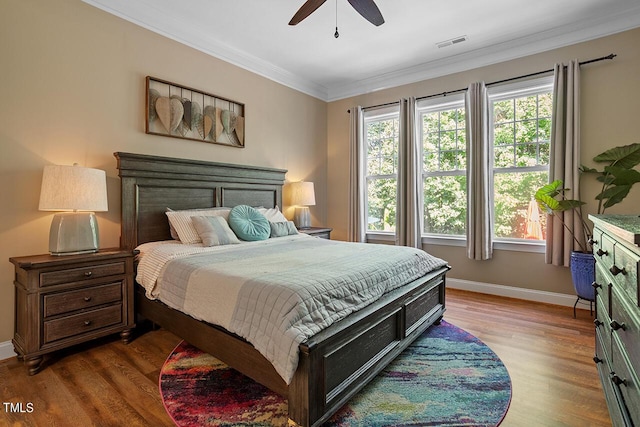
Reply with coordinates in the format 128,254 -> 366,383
535,142 -> 640,252
582,143 -> 640,212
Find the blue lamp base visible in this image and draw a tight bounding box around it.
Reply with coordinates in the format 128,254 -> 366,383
49,212 -> 99,256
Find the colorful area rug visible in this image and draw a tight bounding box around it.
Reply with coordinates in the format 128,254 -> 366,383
159,321 -> 511,426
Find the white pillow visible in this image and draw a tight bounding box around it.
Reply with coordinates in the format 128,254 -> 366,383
191,216 -> 240,246
258,206 -> 288,223
165,207 -> 231,244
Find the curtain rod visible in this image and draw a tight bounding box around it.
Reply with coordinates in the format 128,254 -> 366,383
350,53 -> 616,113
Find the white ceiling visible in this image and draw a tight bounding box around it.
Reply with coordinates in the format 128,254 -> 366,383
83,0 -> 640,101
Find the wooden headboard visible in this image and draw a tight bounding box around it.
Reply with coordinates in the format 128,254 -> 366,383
115,152 -> 287,250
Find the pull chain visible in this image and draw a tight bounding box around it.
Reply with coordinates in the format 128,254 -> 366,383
334,0 -> 339,38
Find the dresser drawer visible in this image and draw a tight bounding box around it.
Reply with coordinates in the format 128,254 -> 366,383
43,305 -> 123,343
594,231 -> 616,272
595,263 -> 612,315
610,242 -> 639,306
611,289 -> 640,379
43,282 -> 123,317
40,262 -> 126,287
595,297 -> 612,364
611,337 -> 640,427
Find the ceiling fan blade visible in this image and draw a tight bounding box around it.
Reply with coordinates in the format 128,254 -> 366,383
347,0 -> 384,26
289,0 -> 328,25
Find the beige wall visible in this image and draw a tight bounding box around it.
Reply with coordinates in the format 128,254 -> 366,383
0,0 -> 327,343
327,28 -> 640,296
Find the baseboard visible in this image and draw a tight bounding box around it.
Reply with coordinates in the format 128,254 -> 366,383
0,340 -> 17,361
447,278 -> 578,308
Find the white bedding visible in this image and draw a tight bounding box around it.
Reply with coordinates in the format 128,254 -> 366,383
135,235 -> 448,383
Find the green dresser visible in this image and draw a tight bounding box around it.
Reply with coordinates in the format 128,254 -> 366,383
591,214 -> 640,427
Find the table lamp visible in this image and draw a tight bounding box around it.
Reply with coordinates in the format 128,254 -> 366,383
38,164 -> 108,255
290,181 -> 315,229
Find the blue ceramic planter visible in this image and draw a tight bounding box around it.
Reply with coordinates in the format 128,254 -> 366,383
570,251 -> 595,319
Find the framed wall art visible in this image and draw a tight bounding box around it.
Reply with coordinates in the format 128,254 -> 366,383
146,76 -> 245,148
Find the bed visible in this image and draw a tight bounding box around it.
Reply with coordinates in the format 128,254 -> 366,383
115,151 -> 450,427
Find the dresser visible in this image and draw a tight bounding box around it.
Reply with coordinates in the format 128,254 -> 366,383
591,215 -> 640,427
10,249 -> 135,375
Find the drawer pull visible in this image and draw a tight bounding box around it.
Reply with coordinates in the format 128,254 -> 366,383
594,319 -> 604,327
588,237 -> 598,245
83,296 -> 92,302
593,356 -> 603,364
609,265 -> 626,276
611,374 -> 627,386
84,271 -> 93,277
596,249 -> 608,257
610,320 -> 626,331
591,281 -> 602,290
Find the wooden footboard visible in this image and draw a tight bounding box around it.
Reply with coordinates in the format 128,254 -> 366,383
289,265 -> 448,427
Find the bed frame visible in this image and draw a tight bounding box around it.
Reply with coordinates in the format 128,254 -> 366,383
115,151 -> 449,427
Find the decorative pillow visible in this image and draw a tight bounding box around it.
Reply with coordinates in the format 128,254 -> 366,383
258,206 -> 288,223
166,207 -> 231,244
191,216 -> 240,247
269,221 -> 299,238
228,205 -> 270,241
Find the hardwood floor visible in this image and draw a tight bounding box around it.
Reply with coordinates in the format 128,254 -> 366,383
0,289 -> 610,427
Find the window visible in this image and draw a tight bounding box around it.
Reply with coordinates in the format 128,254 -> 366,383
418,95 -> 467,237
364,106 -> 400,233
489,77 -> 553,241
362,77 -> 553,249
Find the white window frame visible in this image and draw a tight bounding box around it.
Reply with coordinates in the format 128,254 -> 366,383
488,76 -> 553,252
417,94 -> 467,244
363,105 -> 400,237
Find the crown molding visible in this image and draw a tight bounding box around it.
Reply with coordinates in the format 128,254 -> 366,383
326,6 -> 640,101
82,0 -> 330,100
84,0 -> 640,103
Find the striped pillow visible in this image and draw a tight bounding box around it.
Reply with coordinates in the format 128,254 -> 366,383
165,207 -> 231,244
191,216 -> 240,247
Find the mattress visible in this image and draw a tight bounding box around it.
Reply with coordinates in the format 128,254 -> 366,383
136,234 -> 447,383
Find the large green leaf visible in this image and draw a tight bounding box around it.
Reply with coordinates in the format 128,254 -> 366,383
593,143 -> 640,169
534,180 -> 584,213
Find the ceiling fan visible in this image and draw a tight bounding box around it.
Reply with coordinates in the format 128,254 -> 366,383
289,0 -> 385,27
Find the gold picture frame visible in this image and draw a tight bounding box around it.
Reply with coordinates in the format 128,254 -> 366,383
145,76 -> 245,148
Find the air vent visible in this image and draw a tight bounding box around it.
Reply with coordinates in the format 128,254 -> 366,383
436,35 -> 468,49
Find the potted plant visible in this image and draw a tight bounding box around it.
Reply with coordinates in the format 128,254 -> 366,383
535,143 -> 640,312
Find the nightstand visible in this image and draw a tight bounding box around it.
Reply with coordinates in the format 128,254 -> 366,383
9,248 -> 136,375
297,227 -> 332,239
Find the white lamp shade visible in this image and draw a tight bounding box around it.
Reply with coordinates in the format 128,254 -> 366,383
290,181 -> 316,206
39,164 -> 108,255
39,164 -> 108,212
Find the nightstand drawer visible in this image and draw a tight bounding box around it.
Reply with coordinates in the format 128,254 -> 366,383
43,305 -> 122,343
43,282 -> 123,317
40,261 -> 126,287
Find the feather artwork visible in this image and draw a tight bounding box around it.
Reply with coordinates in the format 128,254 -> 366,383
221,109 -> 237,136
182,99 -> 192,130
235,116 -> 245,146
156,96 -> 184,133
148,89 -> 160,122
203,106 -> 216,140
190,102 -> 204,139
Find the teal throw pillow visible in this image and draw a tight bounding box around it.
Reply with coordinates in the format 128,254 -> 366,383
228,205 -> 270,241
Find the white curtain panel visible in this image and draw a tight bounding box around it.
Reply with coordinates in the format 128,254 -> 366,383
348,106 -> 366,243
465,82 -> 493,260
397,97 -> 422,248
547,61 -> 583,266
